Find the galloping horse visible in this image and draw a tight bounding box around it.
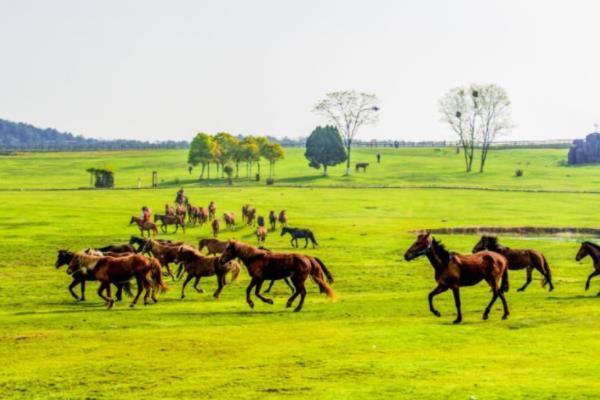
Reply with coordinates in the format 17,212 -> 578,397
55,249 -> 132,301
223,212 -> 236,230
280,227 -> 318,248
278,210 -> 288,227
219,240 -> 335,312
575,241 -> 600,295
129,216 -> 158,237
473,235 -> 553,292
176,246 -> 241,299
256,226 -> 267,246
142,239 -> 181,280
404,233 -> 509,324
67,252 -> 167,308
198,238 -> 228,255
154,213 -> 185,233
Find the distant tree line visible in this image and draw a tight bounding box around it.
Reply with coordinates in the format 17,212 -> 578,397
188,132 -> 284,180
0,119 -> 188,151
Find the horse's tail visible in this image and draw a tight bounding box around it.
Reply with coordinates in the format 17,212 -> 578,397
309,258 -> 336,299
309,232 -> 319,246
313,257 -> 333,284
541,255 -> 553,289
151,259 -> 168,293
228,261 -> 241,283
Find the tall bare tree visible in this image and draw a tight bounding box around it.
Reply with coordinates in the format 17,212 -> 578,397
475,84 -> 512,172
313,91 -> 379,175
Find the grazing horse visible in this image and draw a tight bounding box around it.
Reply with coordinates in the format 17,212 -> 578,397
142,239 -> 182,280
129,216 -> 158,237
269,210 -> 277,230
198,238 -> 228,255
575,241 -> 600,295
55,249 -> 132,301
473,235 -> 554,292
176,246 -> 241,299
278,210 -> 287,227
212,219 -> 220,237
280,227 -> 318,248
355,162 -> 369,172
404,233 -> 509,324
67,253 -> 167,308
154,213 -> 186,233
256,226 -> 267,246
219,240 -> 335,312
223,212 -> 236,230
208,201 -> 217,220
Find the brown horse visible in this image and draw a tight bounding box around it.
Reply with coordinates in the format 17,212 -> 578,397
129,216 -> 158,237
256,226 -> 267,246
198,238 -> 228,255
245,207 -> 256,226
223,212 -> 236,230
208,201 -> 217,220
176,204 -> 187,221
473,235 -> 553,292
55,249 -> 132,301
242,204 -> 250,224
575,241 -> 600,295
212,219 -> 220,237
404,233 -> 509,324
67,253 -> 167,308
197,207 -> 209,225
176,246 -> 241,299
154,214 -> 186,233
278,210 -> 287,227
269,210 -> 277,230
142,239 -> 181,280
219,240 -> 335,312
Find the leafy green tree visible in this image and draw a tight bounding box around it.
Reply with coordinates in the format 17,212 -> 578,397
254,136 -> 270,177
239,136 -> 260,178
214,132 -> 239,178
188,133 -> 219,179
304,125 -> 347,176
262,142 -> 285,178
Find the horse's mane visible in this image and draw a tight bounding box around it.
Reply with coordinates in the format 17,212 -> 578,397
431,238 -> 450,265
583,241 -> 600,251
232,241 -> 268,258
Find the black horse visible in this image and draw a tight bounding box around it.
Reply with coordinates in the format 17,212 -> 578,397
280,227 -> 319,248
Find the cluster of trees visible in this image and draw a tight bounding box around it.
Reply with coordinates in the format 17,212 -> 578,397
188,132 -> 284,180
0,119 -> 187,151
439,84 -> 512,173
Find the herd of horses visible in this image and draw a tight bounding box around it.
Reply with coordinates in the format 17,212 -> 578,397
404,233 -> 600,324
56,199 -> 600,322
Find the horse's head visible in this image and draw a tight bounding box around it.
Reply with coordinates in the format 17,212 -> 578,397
129,216 -> 136,224
220,240 -> 238,265
66,255 -> 82,275
404,233 -> 432,261
55,249 -> 73,269
576,242 -> 590,262
280,227 -> 287,236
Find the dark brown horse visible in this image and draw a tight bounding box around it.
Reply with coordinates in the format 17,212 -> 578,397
142,239 -> 182,280
219,240 -> 335,312
208,201 -> 217,220
198,238 -> 228,255
154,213 -> 185,233
473,235 -> 553,292
404,233 -> 509,324
212,219 -> 220,237
278,210 -> 287,227
575,241 -> 600,295
67,253 -> 167,308
55,249 -> 132,301
129,216 -> 159,237
176,246 -> 241,299
245,207 -> 256,226
269,210 -> 277,230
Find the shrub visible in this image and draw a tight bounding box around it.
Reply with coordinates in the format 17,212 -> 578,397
515,169 -> 524,177
266,178 -> 274,185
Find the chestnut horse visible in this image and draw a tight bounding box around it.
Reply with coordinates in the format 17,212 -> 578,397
219,240 -> 335,312
176,246 -> 241,299
473,235 -> 553,292
154,214 -> 185,233
67,253 -> 167,308
278,210 -> 287,227
256,226 -> 267,246
142,239 -> 181,280
129,216 -> 158,237
198,238 -> 228,255
208,201 -> 217,220
404,233 -> 509,324
575,241 -> 600,295
212,219 -> 220,237
223,212 -> 236,230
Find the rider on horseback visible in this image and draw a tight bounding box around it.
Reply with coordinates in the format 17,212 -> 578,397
140,206 -> 151,223
175,187 -> 187,206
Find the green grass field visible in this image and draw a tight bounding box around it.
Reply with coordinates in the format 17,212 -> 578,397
0,148 -> 599,399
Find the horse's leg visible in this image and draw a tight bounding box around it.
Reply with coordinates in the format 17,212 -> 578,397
130,276 -> 143,307
304,237 -> 308,249
254,279 -> 273,304
283,277 -> 295,293
293,277 -> 307,312
115,284 -> 123,301
246,278 -> 258,308
428,284 -> 447,317
97,282 -> 111,307
105,283 -> 114,309
483,278 -> 500,320
165,263 -> 176,281
585,270 -> 600,290
193,276 -> 205,293
213,273 -> 225,299
286,278 -> 302,308
68,279 -> 80,300
80,280 -> 86,301
290,237 -> 295,247
451,287 -> 462,324
498,290 -> 510,319
264,280 -> 275,293
517,267 -> 533,292
181,273 -> 194,299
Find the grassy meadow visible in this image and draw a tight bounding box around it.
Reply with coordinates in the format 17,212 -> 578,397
0,147 -> 599,399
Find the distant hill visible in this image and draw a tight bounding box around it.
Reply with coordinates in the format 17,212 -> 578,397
0,118 -> 188,151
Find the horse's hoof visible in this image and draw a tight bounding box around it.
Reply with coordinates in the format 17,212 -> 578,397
286,302 -> 292,308
548,287 -> 554,292
266,299 -> 274,305
517,288 -> 525,292
432,310 -> 441,317
294,307 -> 302,312
248,302 -> 254,309
482,314 -> 489,320
452,319 -> 462,324
502,314 -> 509,320
129,303 -> 135,308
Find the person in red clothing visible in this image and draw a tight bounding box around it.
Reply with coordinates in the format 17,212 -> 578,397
140,206 -> 151,223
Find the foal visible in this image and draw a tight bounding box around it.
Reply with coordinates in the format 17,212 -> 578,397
404,233 -> 509,324
575,241 -> 600,295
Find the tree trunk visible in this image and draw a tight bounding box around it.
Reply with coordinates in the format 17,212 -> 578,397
345,143 -> 352,176
235,161 -> 240,178
207,162 -> 210,179
323,164 -> 328,176
479,144 -> 490,172
199,163 -> 206,179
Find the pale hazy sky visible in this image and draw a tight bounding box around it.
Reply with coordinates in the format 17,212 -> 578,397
1,0 -> 599,142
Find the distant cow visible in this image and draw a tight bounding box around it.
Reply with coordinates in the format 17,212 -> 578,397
355,162 -> 369,172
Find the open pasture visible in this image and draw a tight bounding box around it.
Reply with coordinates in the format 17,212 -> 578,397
1,172 -> 599,399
